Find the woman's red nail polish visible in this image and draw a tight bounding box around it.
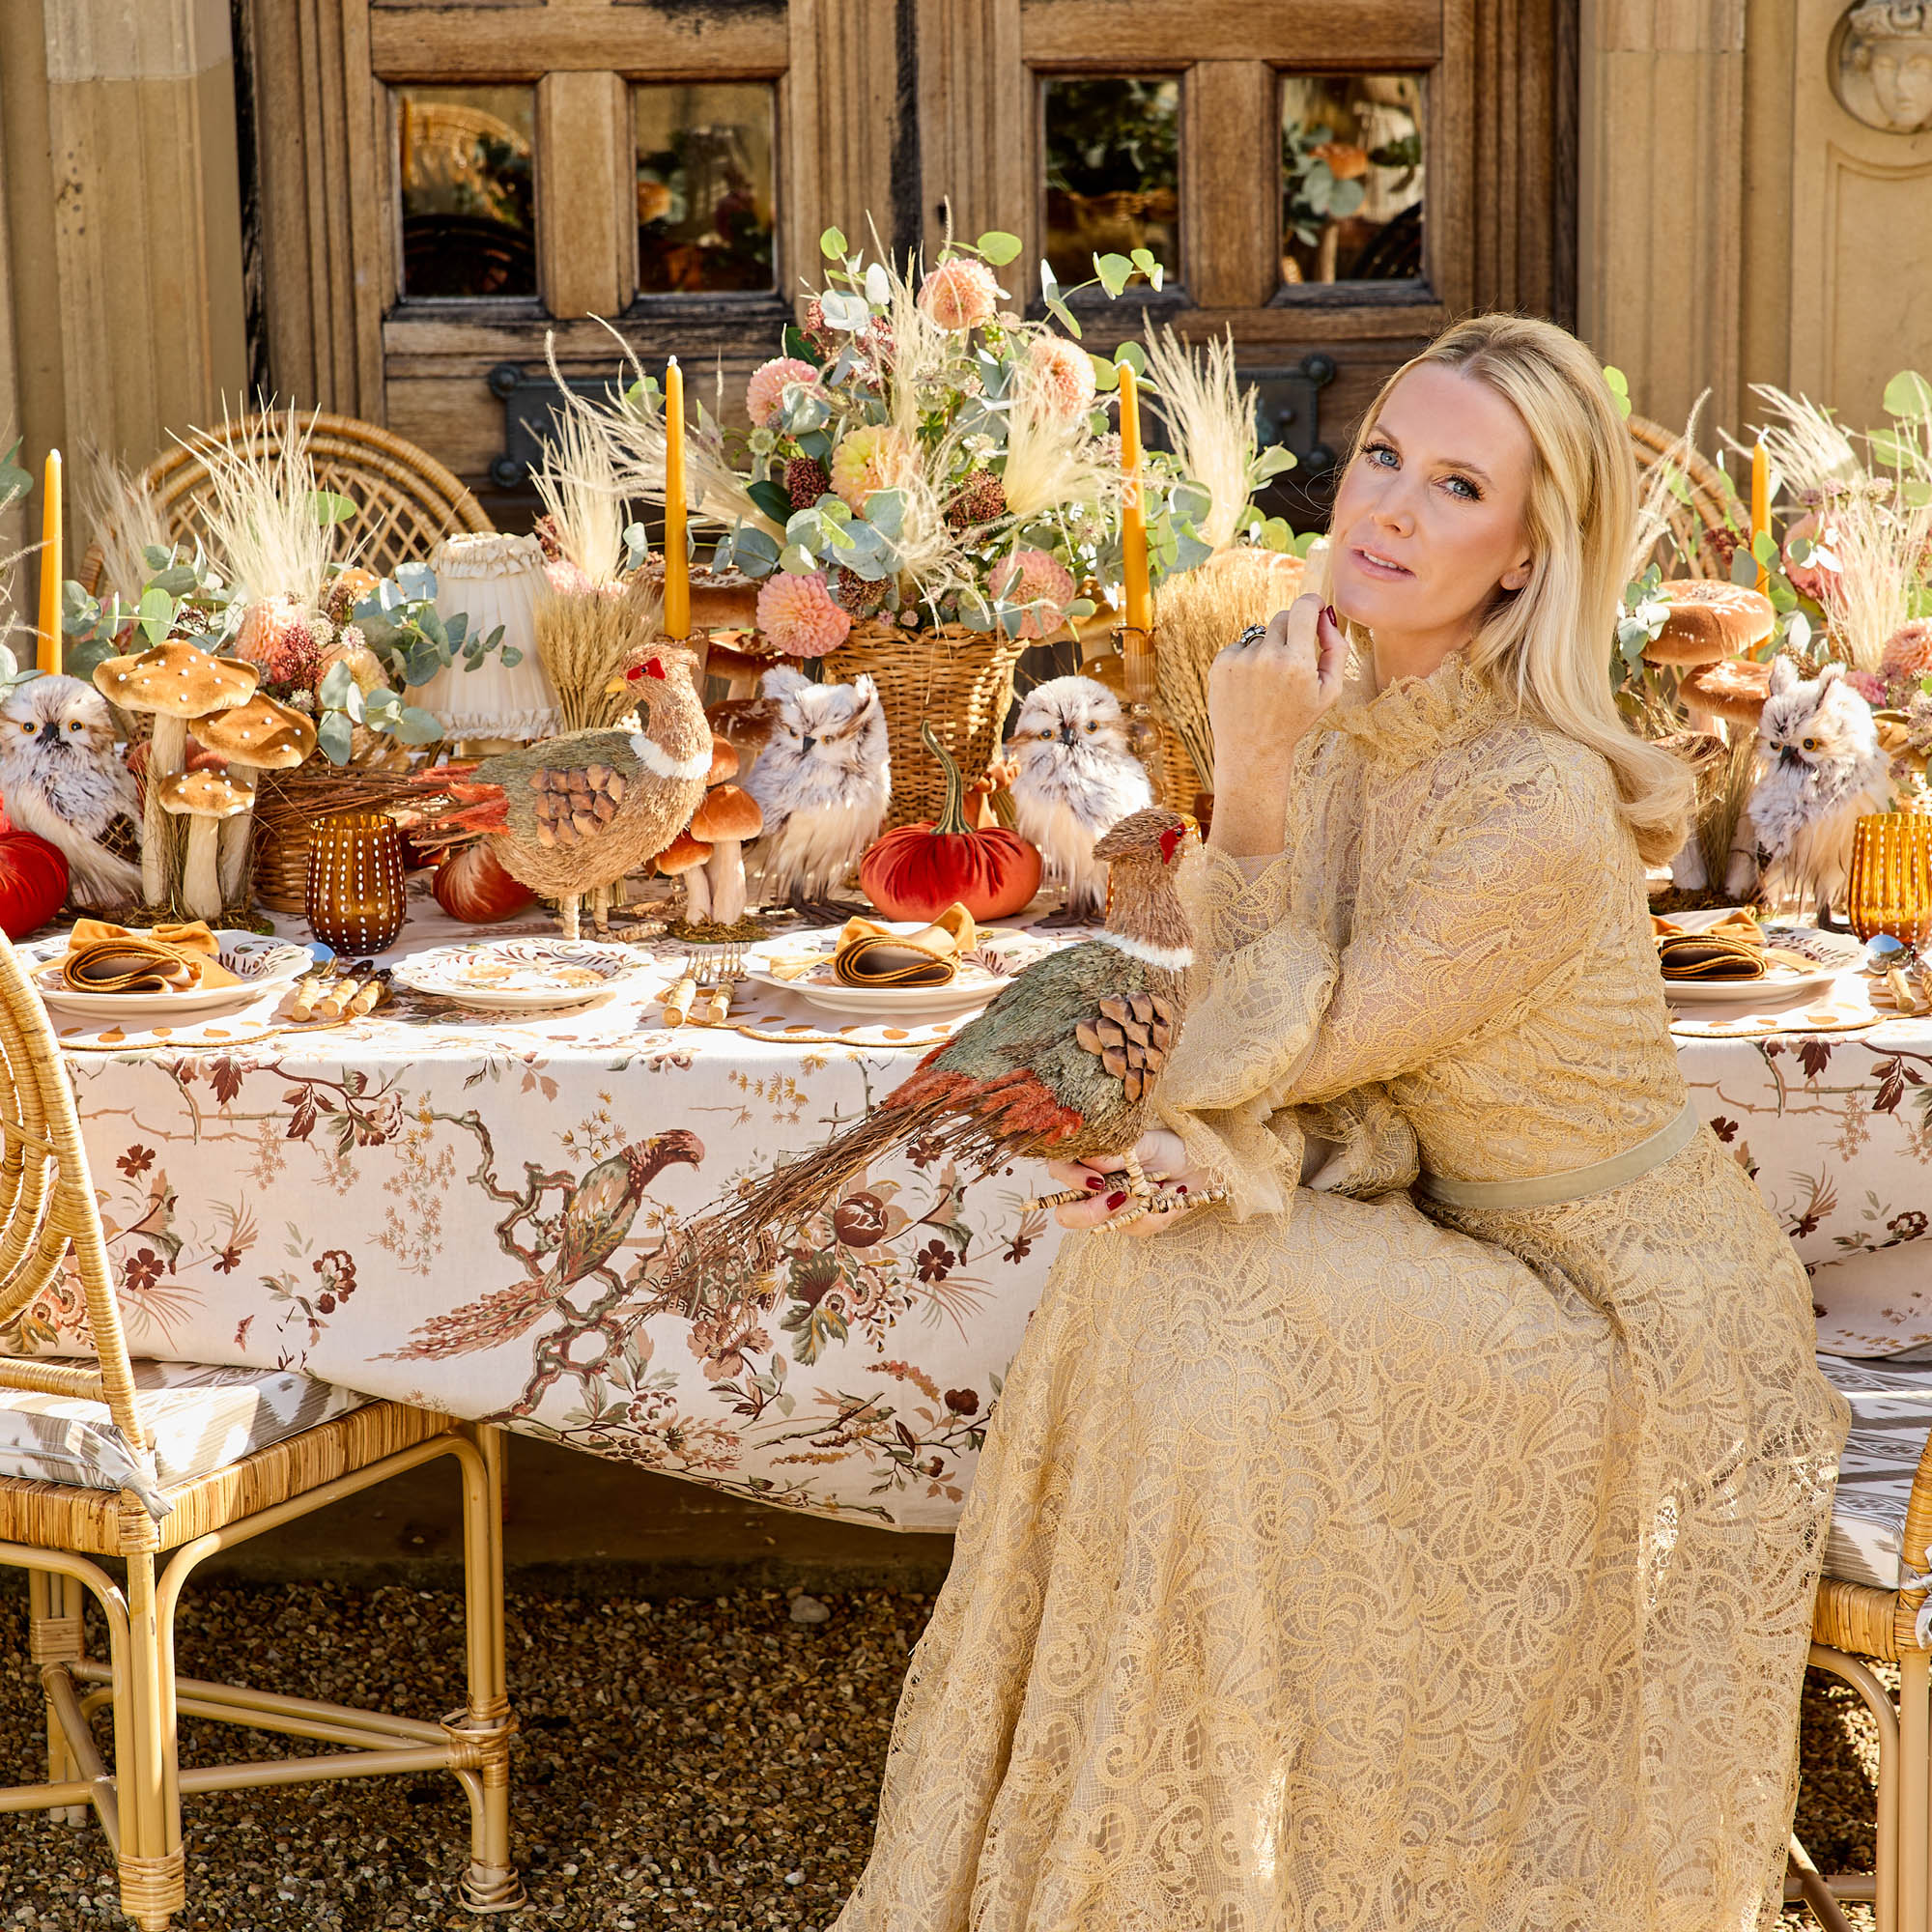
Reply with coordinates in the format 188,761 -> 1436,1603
1106,1192 -> 1127,1210
1084,1175 -> 1103,1190
1177,1184 -> 1188,1194
1323,604 -> 1340,629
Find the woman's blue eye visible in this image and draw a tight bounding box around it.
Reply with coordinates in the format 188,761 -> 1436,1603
1444,475 -> 1481,501
1367,442 -> 1399,468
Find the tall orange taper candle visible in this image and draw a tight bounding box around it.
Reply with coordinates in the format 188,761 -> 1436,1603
1749,440 -> 1769,597
35,448 -> 62,674
1116,361 -> 1151,638
663,358 -> 690,639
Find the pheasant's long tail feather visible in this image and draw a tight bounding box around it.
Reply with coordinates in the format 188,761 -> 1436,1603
658,1066 -> 1086,1303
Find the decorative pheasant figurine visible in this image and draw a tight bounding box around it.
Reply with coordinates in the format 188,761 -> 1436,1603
661,807 -> 1206,1301
413,645 -> 710,934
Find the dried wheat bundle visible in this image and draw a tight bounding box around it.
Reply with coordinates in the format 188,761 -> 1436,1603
187,402 -> 340,605
1143,326 -> 1255,554
536,576 -> 661,734
74,444 -> 171,609
1151,545 -> 1307,784
532,403 -> 628,587
1823,473 -> 1932,669
1738,385 -> 1863,505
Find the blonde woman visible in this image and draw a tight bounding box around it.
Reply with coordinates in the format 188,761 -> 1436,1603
831,316 -> 1848,1932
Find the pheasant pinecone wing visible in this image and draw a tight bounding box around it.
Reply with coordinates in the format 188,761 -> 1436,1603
526,760 -> 627,850
1071,989 -> 1178,1105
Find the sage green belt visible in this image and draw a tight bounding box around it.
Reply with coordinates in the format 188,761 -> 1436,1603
1415,1099 -> 1699,1210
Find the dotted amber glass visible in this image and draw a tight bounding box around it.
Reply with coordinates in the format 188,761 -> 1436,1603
305,812 -> 408,954
1846,811 -> 1932,945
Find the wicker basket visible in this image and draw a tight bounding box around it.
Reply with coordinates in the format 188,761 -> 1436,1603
252,766 -> 420,915
822,622 -> 1027,830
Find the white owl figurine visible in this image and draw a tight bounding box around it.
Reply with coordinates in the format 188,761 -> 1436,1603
1728,656 -> 1891,921
1005,676 -> 1154,923
0,674 -> 142,911
738,667 -> 891,911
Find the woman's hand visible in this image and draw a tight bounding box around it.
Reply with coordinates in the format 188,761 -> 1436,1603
1043,1130 -> 1215,1239
1207,595 -> 1349,857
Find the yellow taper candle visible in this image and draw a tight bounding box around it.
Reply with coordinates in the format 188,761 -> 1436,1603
1116,361 -> 1151,638
663,358 -> 690,639
35,448 -> 62,674
1749,440 -> 1770,597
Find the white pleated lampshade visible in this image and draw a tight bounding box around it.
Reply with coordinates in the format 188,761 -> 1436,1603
419,532 -> 561,742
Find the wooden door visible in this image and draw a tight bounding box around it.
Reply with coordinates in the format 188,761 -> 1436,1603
237,0 -> 1571,525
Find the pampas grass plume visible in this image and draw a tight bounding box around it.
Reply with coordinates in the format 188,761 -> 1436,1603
190,402 -> 339,606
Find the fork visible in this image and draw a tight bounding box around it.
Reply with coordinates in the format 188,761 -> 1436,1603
663,950 -> 700,1026
697,942 -> 746,1026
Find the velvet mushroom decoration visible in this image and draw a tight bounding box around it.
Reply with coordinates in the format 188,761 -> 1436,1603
158,768 -> 255,922
691,784 -> 764,925
194,692 -> 319,906
654,828 -> 713,919
1677,656 -> 1773,731
93,640 -> 259,907
1644,582 -> 1776,735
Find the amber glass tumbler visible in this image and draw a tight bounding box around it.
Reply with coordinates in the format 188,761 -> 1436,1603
1846,811 -> 1932,945
305,811 -> 408,953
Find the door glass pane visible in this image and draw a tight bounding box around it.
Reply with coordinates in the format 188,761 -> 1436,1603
1042,76 -> 1180,286
396,85 -> 536,299
1280,74 -> 1425,288
634,82 -> 778,294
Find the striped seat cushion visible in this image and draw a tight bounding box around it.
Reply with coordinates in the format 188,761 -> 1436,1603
1818,1352 -> 1932,1591
0,1361 -> 371,1519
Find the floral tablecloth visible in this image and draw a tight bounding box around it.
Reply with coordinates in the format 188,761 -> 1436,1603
16,894 -> 1932,1530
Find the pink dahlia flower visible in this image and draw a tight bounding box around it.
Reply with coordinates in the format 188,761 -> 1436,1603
1028,335 -> 1098,419
919,258 -> 1001,331
755,571 -> 852,658
1845,668 -> 1888,707
829,425 -> 911,511
1882,619 -> 1932,685
746,357 -> 820,429
991,548 -> 1077,640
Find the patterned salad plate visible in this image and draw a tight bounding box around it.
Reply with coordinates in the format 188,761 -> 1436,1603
744,925 -> 1059,1017
24,930 -> 323,1023
391,938 -> 655,1012
1659,912 -> 1859,1007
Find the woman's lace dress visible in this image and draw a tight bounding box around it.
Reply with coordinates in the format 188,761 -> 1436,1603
831,657 -> 1849,1932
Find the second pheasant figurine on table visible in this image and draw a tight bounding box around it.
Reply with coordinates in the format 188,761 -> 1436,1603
659,806 -> 1212,1305
415,644 -> 711,936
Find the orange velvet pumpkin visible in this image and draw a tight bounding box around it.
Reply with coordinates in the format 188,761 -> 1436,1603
860,722 -> 1041,923
433,840 -> 536,923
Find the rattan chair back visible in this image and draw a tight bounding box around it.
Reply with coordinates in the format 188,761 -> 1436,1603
1628,413 -> 1738,582
128,412 -> 492,588
0,934 -> 145,1453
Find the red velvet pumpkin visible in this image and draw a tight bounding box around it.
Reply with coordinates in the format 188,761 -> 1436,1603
0,816 -> 71,939
433,840 -> 536,923
860,722 -> 1042,922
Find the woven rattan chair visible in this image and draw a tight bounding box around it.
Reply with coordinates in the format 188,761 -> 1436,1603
1794,1353 -> 1932,1932
0,932 -> 520,1927
1628,412 -> 1739,581
78,412 -> 493,598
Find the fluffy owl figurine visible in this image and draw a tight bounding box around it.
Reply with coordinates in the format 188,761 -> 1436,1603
1006,675 -> 1154,924
0,675 -> 142,911
735,666 -> 891,913
1729,655 -> 1891,921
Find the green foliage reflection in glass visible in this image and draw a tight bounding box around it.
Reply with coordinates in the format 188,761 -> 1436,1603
1042,77 -> 1180,289
1280,74 -> 1425,288
634,82 -> 777,295
396,85 -> 536,299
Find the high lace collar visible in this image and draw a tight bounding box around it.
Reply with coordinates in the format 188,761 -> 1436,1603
1323,652 -> 1503,764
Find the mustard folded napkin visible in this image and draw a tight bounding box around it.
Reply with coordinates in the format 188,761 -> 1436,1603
1656,932 -> 1766,981
57,921 -> 241,994
833,906 -> 978,987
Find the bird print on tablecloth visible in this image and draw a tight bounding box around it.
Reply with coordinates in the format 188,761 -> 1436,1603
660,809 -> 1200,1305
384,1129 -> 705,1361
0,674 -> 142,910
1006,676 -> 1154,925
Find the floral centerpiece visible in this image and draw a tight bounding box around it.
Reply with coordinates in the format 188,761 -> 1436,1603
543,227 -> 1294,823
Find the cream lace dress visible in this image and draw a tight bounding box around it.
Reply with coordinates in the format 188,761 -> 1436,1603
831,658 -> 1849,1932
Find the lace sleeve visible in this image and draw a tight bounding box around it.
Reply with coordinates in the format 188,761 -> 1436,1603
1154,753 -> 1598,1216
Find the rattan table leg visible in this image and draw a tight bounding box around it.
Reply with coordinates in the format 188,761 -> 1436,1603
454,1423 -> 523,1913
28,1570 -> 86,1825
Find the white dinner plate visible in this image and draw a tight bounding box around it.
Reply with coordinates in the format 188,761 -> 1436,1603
744,923 -> 1056,1018
1663,965 -> 1843,1007
391,937 -> 658,1012
24,930 -> 324,1023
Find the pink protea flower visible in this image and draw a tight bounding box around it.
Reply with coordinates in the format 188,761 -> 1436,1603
755,571 -> 852,658
919,258 -> 1001,331
830,425 -> 911,511
990,548 -> 1077,640
232,594 -> 311,670
1846,668 -> 1888,706
746,356 -> 820,429
1029,335 -> 1098,419
1882,619 -> 1932,685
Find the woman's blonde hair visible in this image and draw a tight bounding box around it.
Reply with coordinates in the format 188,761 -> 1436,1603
1347,313 -> 1691,864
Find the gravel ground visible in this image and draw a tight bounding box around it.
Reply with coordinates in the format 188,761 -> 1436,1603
0,1577 -> 1890,1928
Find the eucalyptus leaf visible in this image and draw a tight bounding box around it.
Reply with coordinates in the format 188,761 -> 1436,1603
1884,371 -> 1932,421
137,586 -> 175,647
1785,610 -> 1812,656
1173,528 -> 1212,573
1751,530 -> 1779,567
395,562 -> 437,603
1113,341 -> 1148,376
1089,355 -> 1120,392
1045,297 -> 1082,340
778,545 -> 817,576
1253,444 -> 1297,480
149,565 -> 199,596
732,527 -> 781,576
363,688 -> 402,724
393,706 -> 445,746
307,489 -> 357,527
749,478 -> 794,524
1869,427 -> 1912,469
819,226 -> 848,259
142,545 -> 173,572
1170,480 -> 1212,525
1094,253 -> 1133,298
318,661 -> 360,712
60,634 -> 119,684
977,231 -> 1022,267
797,429 -> 833,461
316,710 -> 355,766
499,645 -> 524,668
863,489 -> 904,539
818,290 -> 870,332
1730,549 -> 1759,587
403,642 -> 444,687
